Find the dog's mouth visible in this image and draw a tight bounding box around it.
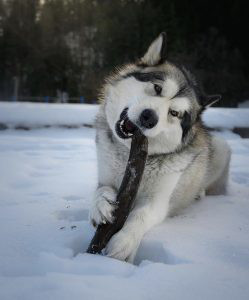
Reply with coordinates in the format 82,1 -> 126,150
115,108 -> 137,139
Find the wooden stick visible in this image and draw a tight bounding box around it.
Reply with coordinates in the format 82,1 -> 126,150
87,129 -> 148,254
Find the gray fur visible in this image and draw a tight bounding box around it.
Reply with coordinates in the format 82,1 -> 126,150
89,33 -> 231,263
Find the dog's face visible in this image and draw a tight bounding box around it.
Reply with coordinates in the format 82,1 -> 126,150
103,33 -> 220,154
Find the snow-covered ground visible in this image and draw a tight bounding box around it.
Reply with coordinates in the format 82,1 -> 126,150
0,103 -> 249,300
1,101 -> 249,129
238,99 -> 249,108
0,102 -> 98,128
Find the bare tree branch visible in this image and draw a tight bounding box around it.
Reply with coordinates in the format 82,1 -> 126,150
87,129 -> 148,254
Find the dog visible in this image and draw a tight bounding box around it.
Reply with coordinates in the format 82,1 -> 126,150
89,32 -> 231,263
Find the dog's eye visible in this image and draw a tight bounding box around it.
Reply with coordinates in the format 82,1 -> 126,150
169,110 -> 179,117
154,84 -> 162,95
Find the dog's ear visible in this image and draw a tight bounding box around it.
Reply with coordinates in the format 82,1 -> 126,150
201,94 -> 221,108
141,32 -> 167,66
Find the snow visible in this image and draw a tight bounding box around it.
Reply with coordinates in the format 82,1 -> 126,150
0,102 -> 98,128
203,107 -> 249,129
1,102 -> 249,130
238,100 -> 249,108
0,103 -> 249,300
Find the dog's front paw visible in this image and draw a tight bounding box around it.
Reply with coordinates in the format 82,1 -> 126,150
89,186 -> 117,227
105,230 -> 140,263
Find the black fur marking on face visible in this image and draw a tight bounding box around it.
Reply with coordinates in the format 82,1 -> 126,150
124,71 -> 165,82
172,84 -> 189,99
181,111 -> 192,141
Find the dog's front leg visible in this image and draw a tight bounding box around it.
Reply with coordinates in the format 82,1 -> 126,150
105,198 -> 167,263
89,186 -> 117,227
105,172 -> 181,263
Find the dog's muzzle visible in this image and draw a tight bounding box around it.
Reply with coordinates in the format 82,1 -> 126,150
115,108 -> 137,139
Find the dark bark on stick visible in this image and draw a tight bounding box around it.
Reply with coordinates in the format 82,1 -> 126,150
87,129 -> 148,254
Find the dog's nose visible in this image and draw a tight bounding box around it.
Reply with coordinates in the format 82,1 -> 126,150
139,109 -> 158,129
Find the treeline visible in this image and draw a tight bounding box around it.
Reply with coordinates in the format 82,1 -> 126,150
0,0 -> 248,106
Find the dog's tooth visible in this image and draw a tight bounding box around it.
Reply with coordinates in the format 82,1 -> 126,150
119,125 -> 126,136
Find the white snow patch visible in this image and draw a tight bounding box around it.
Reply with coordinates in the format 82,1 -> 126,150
238,100 -> 249,108
0,104 -> 249,299
0,102 -> 98,127
203,107 -> 249,129
1,102 -> 249,130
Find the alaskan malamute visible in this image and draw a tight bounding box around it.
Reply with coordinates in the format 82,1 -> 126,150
89,33 -> 231,263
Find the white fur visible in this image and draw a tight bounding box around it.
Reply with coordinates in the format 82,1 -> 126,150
164,78 -> 179,99
141,34 -> 163,65
90,34 -> 231,263
170,96 -> 190,112
105,75 -> 186,154
90,186 -> 117,225
205,135 -> 231,194
92,102 -> 230,263
105,172 -> 182,262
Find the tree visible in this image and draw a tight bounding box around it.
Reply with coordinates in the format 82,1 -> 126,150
0,0 -> 248,105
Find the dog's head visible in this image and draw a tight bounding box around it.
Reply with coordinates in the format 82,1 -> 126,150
103,33 -> 220,154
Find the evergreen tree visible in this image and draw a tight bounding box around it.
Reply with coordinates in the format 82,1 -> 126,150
0,0 -> 248,105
